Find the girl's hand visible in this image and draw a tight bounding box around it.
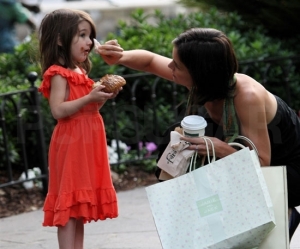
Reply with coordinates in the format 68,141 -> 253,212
107,87 -> 123,99
89,85 -> 114,102
96,39 -> 124,65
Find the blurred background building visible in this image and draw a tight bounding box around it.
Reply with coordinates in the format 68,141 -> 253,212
16,0 -> 190,42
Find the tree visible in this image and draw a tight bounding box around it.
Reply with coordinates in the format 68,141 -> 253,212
178,0 -> 300,39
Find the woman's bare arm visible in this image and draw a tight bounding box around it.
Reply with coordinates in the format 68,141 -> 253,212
98,42 -> 173,81
234,85 -> 271,166
181,76 -> 272,166
117,50 -> 173,81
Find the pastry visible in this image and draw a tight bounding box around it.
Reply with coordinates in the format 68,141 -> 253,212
92,74 -> 126,93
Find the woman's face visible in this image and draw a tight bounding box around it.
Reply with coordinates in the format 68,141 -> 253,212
168,47 -> 193,89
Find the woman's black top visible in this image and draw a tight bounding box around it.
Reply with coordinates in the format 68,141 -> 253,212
155,95 -> 300,207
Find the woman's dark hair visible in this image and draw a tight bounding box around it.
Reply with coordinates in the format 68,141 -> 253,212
172,28 -> 238,106
39,9 -> 96,74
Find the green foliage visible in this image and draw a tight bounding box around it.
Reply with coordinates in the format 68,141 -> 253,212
1,8 -> 300,171
100,73 -> 184,147
92,8 -> 297,171
99,8 -> 293,62
0,36 -> 41,91
0,35 -> 52,169
100,8 -> 299,109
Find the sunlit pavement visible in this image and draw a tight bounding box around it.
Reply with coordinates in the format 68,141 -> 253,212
0,187 -> 299,249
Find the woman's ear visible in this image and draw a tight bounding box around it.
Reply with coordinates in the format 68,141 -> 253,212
57,34 -> 62,46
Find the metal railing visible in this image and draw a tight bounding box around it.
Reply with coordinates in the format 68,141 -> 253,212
0,55 -> 299,192
0,72 -> 48,194
99,73 -> 182,165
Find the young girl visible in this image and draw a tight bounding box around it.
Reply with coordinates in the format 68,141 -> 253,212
38,9 -> 123,249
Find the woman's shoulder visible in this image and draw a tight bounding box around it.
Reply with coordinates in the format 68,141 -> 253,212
234,74 -> 268,112
235,73 -> 260,85
235,74 -> 265,100
234,73 -> 277,121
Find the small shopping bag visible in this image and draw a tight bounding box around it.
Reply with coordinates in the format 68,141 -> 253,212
157,131 -> 194,177
146,147 -> 275,249
259,166 -> 289,249
229,136 -> 289,248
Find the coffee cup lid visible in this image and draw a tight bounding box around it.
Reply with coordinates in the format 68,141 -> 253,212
181,115 -> 207,130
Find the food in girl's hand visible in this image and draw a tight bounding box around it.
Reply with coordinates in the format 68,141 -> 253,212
93,74 -> 126,93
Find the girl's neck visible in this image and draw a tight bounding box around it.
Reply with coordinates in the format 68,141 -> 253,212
71,66 -> 83,74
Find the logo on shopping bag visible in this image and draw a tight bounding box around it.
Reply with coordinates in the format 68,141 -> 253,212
197,194 -> 223,217
166,149 -> 178,164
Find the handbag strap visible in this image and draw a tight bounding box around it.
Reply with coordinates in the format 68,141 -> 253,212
185,86 -> 195,116
223,98 -> 239,142
186,75 -> 239,143
223,75 -> 239,143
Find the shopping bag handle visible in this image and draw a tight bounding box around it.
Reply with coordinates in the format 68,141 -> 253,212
228,135 -> 259,157
203,136 -> 216,163
189,136 -> 258,172
189,136 -> 216,171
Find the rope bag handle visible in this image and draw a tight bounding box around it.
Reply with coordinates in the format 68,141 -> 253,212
189,135 -> 259,172
189,136 -> 216,172
228,135 -> 259,157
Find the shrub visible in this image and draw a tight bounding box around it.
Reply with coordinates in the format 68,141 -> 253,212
1,8 -> 299,170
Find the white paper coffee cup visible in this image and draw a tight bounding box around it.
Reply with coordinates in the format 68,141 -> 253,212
181,115 -> 207,137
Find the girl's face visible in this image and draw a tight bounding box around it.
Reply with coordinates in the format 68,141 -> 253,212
168,47 -> 193,89
71,20 -> 93,63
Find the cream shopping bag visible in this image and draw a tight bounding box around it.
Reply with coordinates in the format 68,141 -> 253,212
146,148 -> 275,249
230,138 -> 289,249
259,166 -> 289,249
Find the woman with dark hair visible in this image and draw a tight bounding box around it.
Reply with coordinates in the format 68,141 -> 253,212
98,27 -> 300,239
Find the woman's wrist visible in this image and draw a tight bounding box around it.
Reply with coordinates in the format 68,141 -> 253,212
215,140 -> 237,158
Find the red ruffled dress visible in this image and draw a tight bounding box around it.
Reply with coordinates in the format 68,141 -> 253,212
39,65 -> 118,227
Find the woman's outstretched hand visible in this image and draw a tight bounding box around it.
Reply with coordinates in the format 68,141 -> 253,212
95,39 -> 124,65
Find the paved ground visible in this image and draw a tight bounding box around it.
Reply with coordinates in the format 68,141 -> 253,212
0,187 -> 299,249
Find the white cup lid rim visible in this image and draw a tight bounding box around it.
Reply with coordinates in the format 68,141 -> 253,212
181,115 -> 207,130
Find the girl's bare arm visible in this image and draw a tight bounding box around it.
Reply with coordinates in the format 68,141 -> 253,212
49,74 -> 113,119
